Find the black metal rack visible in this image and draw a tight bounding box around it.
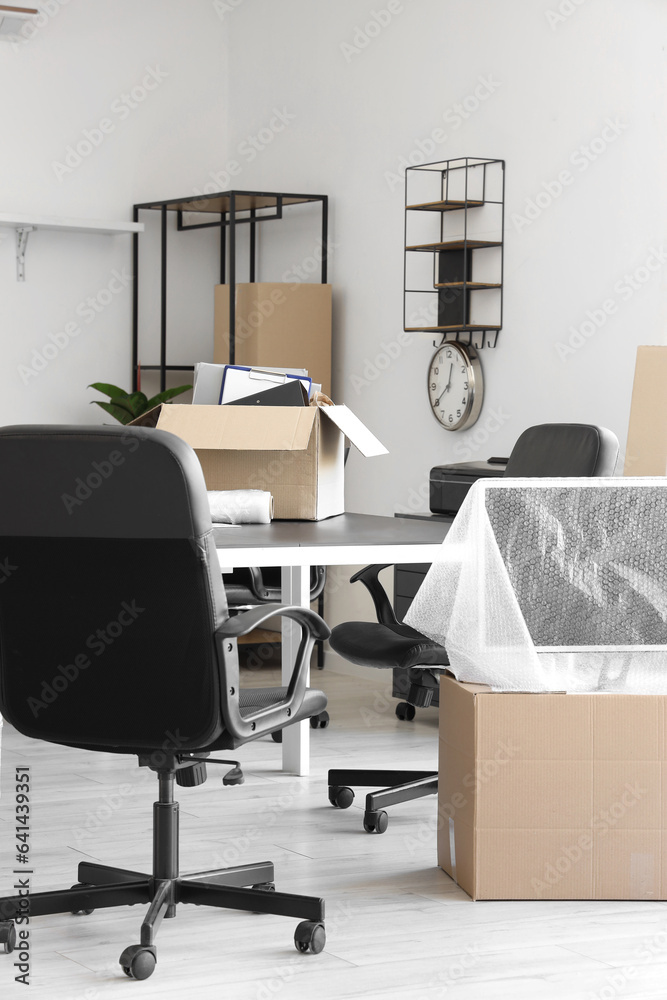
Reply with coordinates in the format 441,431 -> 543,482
403,158 -> 505,349
132,190 -> 329,391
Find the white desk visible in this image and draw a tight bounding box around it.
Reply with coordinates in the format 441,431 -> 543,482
214,513 -> 449,776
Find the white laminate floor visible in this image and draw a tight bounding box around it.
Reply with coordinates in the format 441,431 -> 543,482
1,665 -> 666,1000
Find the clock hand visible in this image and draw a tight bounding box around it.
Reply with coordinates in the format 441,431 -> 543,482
443,363 -> 453,392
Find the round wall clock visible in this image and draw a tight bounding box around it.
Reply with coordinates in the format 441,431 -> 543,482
427,341 -> 483,431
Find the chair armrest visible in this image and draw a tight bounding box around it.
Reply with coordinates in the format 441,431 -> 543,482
350,564 -> 400,625
215,604 -> 330,741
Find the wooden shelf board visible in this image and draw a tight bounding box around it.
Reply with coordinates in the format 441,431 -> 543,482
0,212 -> 143,235
406,240 -> 502,252
139,194 -> 320,215
406,199 -> 484,212
434,282 -> 501,289
405,325 -> 502,332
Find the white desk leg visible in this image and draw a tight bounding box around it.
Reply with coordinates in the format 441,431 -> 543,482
281,565 -> 310,775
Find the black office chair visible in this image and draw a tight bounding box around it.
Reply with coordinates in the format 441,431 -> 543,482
226,565 -> 328,669
327,423 -> 620,833
0,425 -> 330,979
225,566 -> 330,736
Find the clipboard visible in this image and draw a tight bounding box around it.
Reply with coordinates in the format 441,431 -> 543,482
225,379 -> 308,407
219,366 -> 312,404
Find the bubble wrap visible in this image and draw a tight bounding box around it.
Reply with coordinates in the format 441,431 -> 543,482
404,478 -> 667,693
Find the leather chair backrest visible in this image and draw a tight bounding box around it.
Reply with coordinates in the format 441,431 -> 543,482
503,424 -> 619,478
0,426 -> 228,752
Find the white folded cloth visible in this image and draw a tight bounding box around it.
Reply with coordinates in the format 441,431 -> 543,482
207,490 -> 274,524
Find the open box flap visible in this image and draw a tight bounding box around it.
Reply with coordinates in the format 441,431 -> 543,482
155,404 -> 316,451
319,404 -> 388,458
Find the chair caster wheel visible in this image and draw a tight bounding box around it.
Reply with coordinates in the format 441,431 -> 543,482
70,884 -> 95,915
310,711 -> 330,729
328,785 -> 354,809
120,944 -> 157,980
363,809 -> 389,834
271,730 -> 282,743
294,920 -> 326,954
395,702 -> 416,721
0,920 -> 16,954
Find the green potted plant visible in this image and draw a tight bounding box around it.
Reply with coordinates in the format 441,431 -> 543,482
88,382 -> 192,425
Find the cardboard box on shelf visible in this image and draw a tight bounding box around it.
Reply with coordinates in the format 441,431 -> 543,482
214,282 -> 332,397
438,675 -> 666,900
130,403 -> 386,520
624,346 -> 667,475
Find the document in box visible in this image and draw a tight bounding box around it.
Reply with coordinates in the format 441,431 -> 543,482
193,362 -> 309,405
219,366 -> 312,404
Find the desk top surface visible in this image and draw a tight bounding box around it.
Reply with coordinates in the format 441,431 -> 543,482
212,511 -> 449,550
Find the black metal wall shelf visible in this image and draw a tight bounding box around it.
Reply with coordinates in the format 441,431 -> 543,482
132,189 -> 328,391
403,158 -> 505,349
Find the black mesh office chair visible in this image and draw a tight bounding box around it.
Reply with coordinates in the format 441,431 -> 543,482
0,425 -> 330,979
327,424 -> 620,833
225,566 -> 330,735
226,565 -> 328,670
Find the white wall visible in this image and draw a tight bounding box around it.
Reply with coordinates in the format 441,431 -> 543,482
3,0 -> 666,644
221,0 -> 667,638
0,0 -> 229,422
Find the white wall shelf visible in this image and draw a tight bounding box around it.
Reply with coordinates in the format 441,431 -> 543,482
0,212 -> 144,280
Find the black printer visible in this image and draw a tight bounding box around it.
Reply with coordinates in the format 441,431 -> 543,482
429,457 -> 507,516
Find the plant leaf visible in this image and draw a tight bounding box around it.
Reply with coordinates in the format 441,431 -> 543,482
144,385 -> 193,410
88,382 -> 128,400
109,392 -> 148,417
91,400 -> 133,425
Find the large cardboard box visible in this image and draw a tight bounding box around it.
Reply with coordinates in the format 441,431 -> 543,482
438,675 -> 666,900
214,282 -> 332,397
133,403 -> 386,520
624,346 -> 667,475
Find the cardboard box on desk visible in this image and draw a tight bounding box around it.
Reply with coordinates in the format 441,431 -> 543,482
438,675 -> 666,901
129,403 -> 387,520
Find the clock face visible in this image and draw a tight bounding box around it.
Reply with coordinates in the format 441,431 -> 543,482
427,342 -> 483,431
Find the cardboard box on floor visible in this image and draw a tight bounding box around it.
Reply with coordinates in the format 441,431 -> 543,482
214,283 -> 332,397
438,675 -> 666,900
624,346 -> 667,475
130,403 -> 386,520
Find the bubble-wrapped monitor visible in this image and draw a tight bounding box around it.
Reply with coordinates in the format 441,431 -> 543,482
405,478 -> 667,694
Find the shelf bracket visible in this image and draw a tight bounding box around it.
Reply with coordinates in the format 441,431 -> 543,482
15,226 -> 34,282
